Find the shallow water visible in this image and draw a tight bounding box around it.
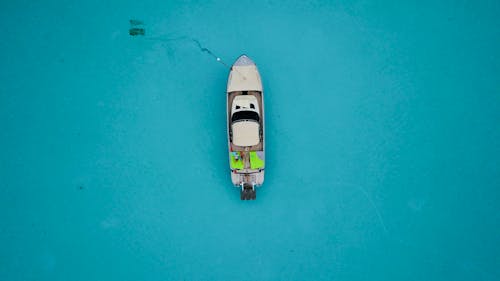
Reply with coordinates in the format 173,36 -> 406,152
1,1 -> 499,280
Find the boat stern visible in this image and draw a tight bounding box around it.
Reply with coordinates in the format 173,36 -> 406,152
231,170 -> 265,200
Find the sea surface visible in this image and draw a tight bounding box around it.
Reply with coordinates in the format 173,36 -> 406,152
1,1 -> 499,280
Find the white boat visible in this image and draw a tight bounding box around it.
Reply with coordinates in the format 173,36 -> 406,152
226,55 -> 265,200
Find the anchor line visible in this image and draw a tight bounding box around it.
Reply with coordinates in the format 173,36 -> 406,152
142,35 -> 246,79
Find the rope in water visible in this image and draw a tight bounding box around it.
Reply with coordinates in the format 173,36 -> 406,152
138,32 -> 247,79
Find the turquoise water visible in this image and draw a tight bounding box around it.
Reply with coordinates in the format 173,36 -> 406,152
1,1 -> 499,280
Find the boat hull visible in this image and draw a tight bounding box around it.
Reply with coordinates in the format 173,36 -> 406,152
226,55 -> 265,196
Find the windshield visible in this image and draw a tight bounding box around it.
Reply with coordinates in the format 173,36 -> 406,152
232,110 -> 260,123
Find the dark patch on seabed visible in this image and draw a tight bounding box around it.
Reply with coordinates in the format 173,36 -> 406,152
129,19 -> 145,36
129,19 -> 143,25
129,28 -> 145,36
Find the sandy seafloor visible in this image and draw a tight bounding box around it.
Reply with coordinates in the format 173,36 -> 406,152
0,1 -> 499,280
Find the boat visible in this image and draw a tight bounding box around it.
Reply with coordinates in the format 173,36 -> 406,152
226,55 -> 265,200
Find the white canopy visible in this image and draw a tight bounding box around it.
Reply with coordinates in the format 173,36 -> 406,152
232,121 -> 260,147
